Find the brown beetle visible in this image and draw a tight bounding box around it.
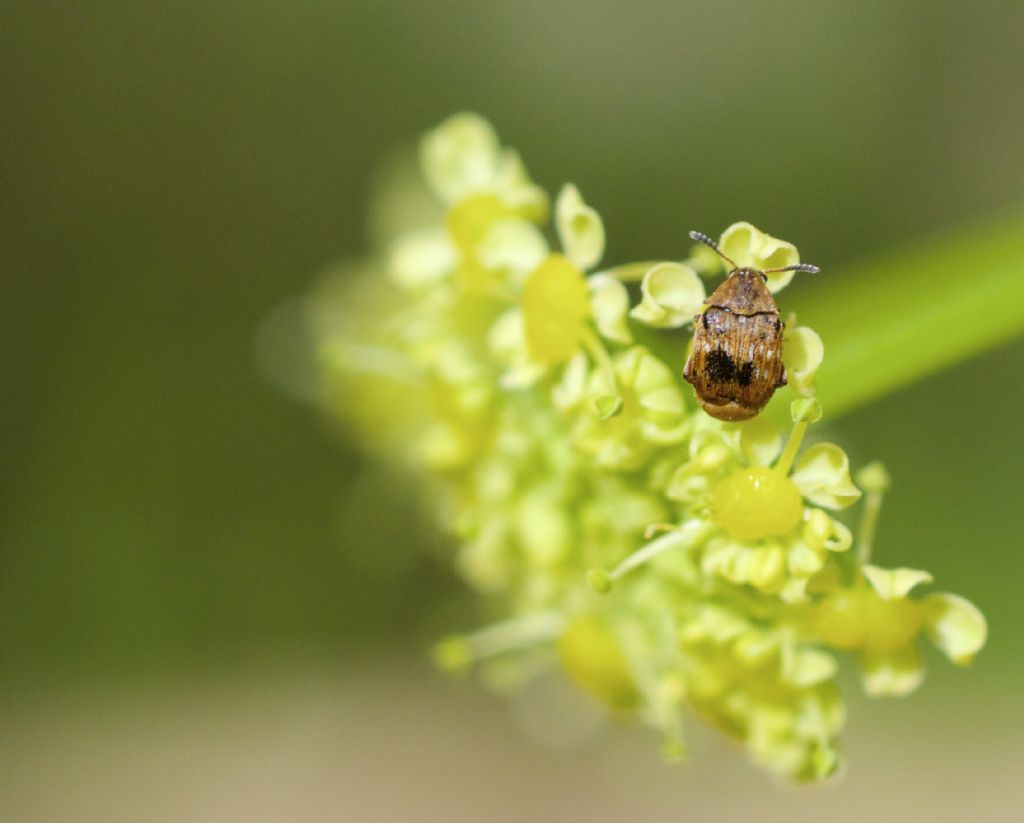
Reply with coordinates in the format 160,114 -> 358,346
683,230 -> 819,422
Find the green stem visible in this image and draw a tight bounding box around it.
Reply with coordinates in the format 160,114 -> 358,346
856,489 -> 884,564
596,260 -> 664,283
581,327 -> 619,392
607,521 -> 712,582
461,612 -> 564,659
785,213 -> 1024,418
775,420 -> 809,476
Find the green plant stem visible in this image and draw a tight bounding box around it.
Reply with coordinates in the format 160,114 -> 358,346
783,212 -> 1024,418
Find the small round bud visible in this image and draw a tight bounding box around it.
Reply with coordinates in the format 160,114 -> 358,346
856,461 -> 892,494
432,636 -> 471,674
594,395 -> 624,419
790,396 -> 822,424
587,568 -> 613,594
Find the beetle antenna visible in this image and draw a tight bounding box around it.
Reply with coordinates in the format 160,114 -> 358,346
763,262 -> 821,275
689,230 -> 738,270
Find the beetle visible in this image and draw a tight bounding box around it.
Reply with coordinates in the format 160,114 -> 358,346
682,230 -> 819,422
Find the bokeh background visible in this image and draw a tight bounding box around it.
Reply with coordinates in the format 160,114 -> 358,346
3,2 -> 1023,820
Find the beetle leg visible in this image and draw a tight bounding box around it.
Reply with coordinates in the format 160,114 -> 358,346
777,367 -> 788,388
683,355 -> 693,382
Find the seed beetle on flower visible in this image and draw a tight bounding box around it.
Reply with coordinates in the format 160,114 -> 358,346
683,230 -> 820,422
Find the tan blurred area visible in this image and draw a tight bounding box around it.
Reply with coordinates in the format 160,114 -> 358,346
1,663 -> 1020,823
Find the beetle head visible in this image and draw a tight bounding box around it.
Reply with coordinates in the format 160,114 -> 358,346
689,230 -> 821,280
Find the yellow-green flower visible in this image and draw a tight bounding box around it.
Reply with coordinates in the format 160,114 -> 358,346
630,261 -> 706,329
486,183 -> 632,390
815,565 -> 987,696
520,183 -> 614,364
419,113 -> 549,296
649,400 -> 858,601
679,603 -> 845,781
718,221 -> 805,293
421,112 -> 547,219
571,346 -> 689,470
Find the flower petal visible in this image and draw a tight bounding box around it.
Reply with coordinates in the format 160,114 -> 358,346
488,308 -> 543,387
633,346 -> 677,396
719,221 -> 803,293
922,592 -> 987,665
737,415 -> 783,467
857,645 -> 925,697
790,443 -> 862,509
719,222 -> 762,268
630,263 -> 705,328
487,307 -> 524,357
421,112 -> 501,204
556,184 -> 605,271
388,227 -> 456,290
588,273 -> 633,344
787,541 -> 826,576
634,352 -> 686,418
823,519 -> 852,552
758,236 -> 801,294
863,565 -> 934,600
552,351 -> 589,410
783,326 -> 824,396
493,149 -> 549,222
477,218 -> 549,285
456,518 -> 513,591
516,487 -> 572,566
594,395 -> 624,419
781,645 -> 838,688
749,544 -> 787,590
802,509 -> 832,551
804,510 -> 853,553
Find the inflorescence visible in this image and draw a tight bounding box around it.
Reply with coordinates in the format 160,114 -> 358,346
308,113 -> 986,781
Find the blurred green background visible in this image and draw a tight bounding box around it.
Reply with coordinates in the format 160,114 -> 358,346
3,2 -> 1023,820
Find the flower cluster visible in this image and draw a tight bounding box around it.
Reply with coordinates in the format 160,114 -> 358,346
308,113 -> 986,781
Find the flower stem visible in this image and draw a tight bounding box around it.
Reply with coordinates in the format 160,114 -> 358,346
856,489 -> 884,564
581,327 -> 619,392
462,612 -> 565,659
596,260 -> 664,283
320,339 -> 420,381
775,420 -> 809,476
606,521 -> 712,583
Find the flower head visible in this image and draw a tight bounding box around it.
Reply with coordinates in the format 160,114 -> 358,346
304,113 -> 987,782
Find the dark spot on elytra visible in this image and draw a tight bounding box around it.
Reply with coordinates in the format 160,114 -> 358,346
705,349 -> 736,383
736,361 -> 754,386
